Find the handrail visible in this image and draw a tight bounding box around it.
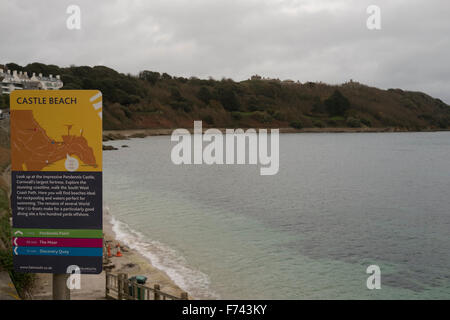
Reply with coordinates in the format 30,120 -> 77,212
105,272 -> 188,300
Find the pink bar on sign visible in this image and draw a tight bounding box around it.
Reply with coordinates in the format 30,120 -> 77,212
12,237 -> 103,248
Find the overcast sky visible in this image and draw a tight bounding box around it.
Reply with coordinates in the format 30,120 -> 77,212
1,0 -> 449,102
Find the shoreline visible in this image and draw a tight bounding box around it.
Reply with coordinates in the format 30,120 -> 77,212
29,209 -> 188,300
103,126 -> 450,141
103,209 -> 188,299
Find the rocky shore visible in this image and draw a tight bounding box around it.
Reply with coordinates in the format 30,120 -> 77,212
102,126 -> 450,142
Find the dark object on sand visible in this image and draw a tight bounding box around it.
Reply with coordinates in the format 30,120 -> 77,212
129,133 -> 147,138
103,145 -> 118,151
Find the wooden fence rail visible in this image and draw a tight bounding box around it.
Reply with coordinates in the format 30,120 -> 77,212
106,272 -> 188,300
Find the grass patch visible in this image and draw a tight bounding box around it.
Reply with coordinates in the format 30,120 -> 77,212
329,116 -> 345,121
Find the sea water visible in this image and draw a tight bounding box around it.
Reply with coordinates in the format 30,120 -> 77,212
103,132 -> 450,299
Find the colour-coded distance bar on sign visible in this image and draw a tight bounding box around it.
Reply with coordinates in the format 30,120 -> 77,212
12,228 -> 103,238
13,246 -> 103,257
12,237 -> 103,248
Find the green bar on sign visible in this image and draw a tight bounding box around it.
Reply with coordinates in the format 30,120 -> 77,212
12,228 -> 103,238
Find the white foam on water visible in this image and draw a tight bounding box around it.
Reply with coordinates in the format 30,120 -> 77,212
105,207 -> 220,300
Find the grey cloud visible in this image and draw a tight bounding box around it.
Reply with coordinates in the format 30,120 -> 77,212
0,0 -> 448,102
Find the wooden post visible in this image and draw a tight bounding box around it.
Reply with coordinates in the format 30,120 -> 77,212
123,273 -> 129,300
117,274 -> 123,300
132,280 -> 138,300
181,292 -> 188,300
105,271 -> 110,299
117,273 -> 126,300
154,284 -> 160,300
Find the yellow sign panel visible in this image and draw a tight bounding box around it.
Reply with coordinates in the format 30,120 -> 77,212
11,90 -> 102,172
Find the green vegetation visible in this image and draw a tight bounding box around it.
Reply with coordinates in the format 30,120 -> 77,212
360,118 -> 372,127
0,94 -> 10,109
2,62 -> 450,131
324,90 -> 350,116
0,187 -> 35,298
346,117 -> 362,128
313,120 -> 325,128
0,127 -> 10,173
289,121 -> 303,129
0,188 -> 8,214
0,125 -> 33,298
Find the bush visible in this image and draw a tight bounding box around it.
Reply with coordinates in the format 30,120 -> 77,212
290,121 -> 303,129
161,73 -> 172,80
139,70 -> 160,85
273,111 -> 285,121
437,117 -> 450,128
346,117 -> 362,128
327,119 -> 337,127
248,104 -> 264,112
169,88 -> 193,112
313,120 -> 325,128
197,86 -> 212,104
217,86 -> 240,111
0,189 -> 35,298
360,118 -> 372,127
201,115 -> 214,125
170,101 -> 193,113
0,95 -> 10,109
231,112 -> 242,121
324,90 -> 350,116
252,111 -> 272,123
311,102 -> 326,114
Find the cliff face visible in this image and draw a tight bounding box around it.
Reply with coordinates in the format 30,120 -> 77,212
2,62 -> 450,131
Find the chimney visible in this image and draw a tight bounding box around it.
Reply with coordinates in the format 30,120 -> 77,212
13,70 -> 18,76
56,75 -> 60,80
0,68 -> 3,73
49,74 -> 53,79
39,73 -> 42,78
7,70 -> 11,74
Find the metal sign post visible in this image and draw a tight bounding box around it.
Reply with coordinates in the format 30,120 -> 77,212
53,274 -> 70,300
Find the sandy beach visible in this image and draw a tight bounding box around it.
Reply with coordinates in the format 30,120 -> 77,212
29,210 -> 186,300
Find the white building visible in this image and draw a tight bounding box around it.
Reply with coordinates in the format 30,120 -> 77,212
0,68 -> 63,94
